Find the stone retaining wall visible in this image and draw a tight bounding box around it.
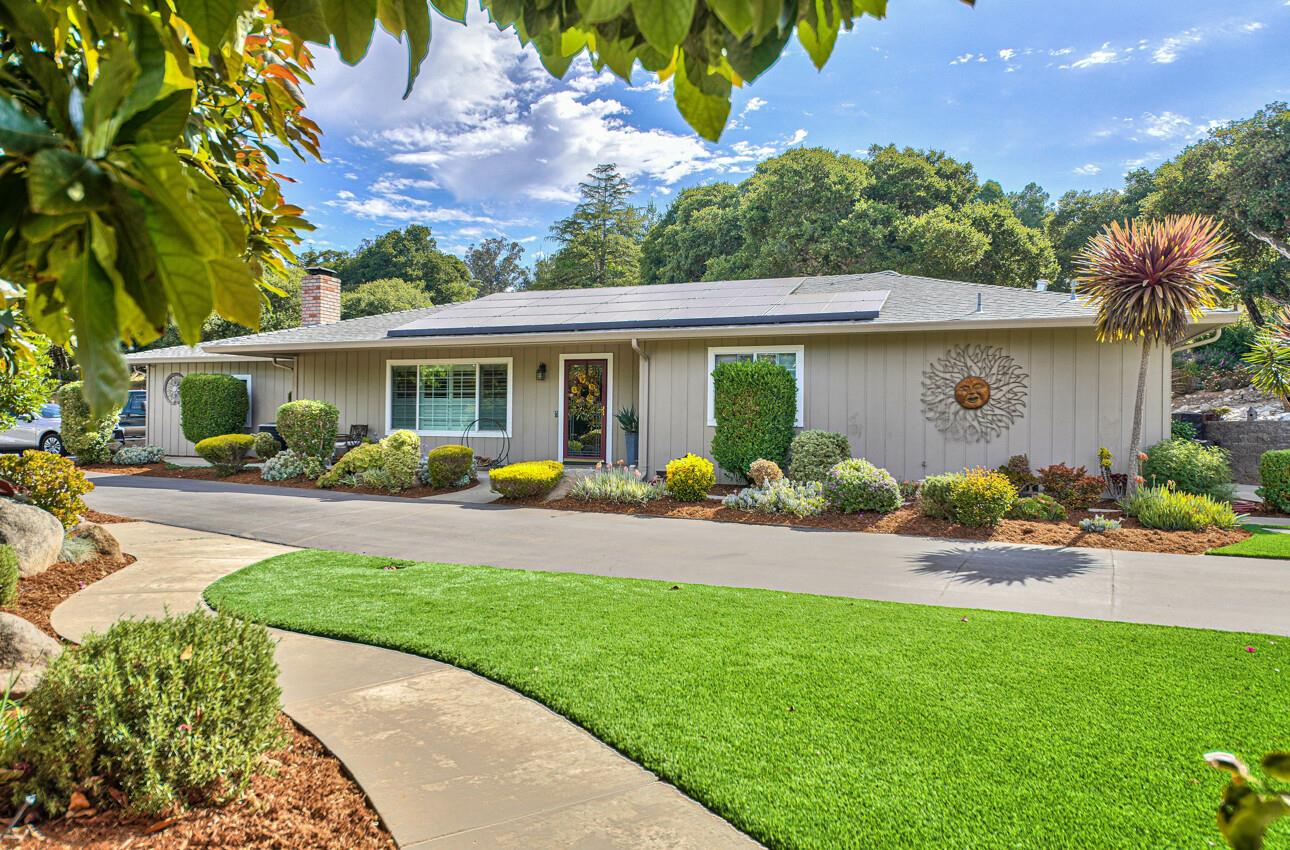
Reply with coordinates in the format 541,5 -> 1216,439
1203,420 -> 1290,483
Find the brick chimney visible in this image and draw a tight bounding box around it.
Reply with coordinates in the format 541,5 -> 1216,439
301,266 -> 341,326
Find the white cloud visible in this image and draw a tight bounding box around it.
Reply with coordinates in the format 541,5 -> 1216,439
949,52 -> 976,65
1243,21 -> 1265,32
1072,163 -> 1101,176
998,48 -> 1016,61
336,190 -> 355,200
343,171 -> 358,180
741,97 -> 768,116
1152,29 -> 1203,64
1063,43 -> 1121,69
785,128 -> 808,146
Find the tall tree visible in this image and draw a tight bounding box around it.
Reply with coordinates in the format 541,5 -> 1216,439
640,183 -> 743,284
534,165 -> 649,289
334,226 -> 476,303
466,239 -> 531,295
1008,182 -> 1051,229
866,145 -> 978,216
341,278 -> 435,319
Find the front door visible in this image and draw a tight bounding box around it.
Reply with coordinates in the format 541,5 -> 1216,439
563,359 -> 608,463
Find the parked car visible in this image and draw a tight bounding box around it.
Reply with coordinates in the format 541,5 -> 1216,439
114,389 -> 146,443
0,403 -> 64,454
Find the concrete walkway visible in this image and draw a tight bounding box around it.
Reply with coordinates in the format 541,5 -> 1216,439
51,522 -> 757,849
84,472 -> 1290,636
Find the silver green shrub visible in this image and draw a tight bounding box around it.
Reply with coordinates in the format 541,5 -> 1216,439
823,458 -> 901,513
722,478 -> 827,518
569,466 -> 664,505
112,444 -> 165,465
260,449 -> 306,481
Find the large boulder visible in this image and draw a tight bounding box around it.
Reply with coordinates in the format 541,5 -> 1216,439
0,612 -> 63,696
69,521 -> 121,561
0,499 -> 63,577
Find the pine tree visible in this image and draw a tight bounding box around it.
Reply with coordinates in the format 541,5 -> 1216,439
534,164 -> 649,289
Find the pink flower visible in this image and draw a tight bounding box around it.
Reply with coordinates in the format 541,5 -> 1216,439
178,723 -> 191,733
1137,452 -> 1148,461
1245,646 -> 1257,653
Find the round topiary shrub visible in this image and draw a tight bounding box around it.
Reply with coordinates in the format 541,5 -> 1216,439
948,468 -> 1018,527
823,458 -> 901,513
195,434 -> 256,476
1142,438 -> 1235,502
253,431 -> 281,460
276,400 -> 339,461
665,453 -> 715,501
788,430 -> 852,483
1257,449 -> 1290,513
425,444 -> 475,488
710,360 -> 797,481
178,374 -> 248,445
748,458 -> 784,487
489,460 -> 564,498
53,381 -> 119,464
918,473 -> 961,519
15,611 -> 284,816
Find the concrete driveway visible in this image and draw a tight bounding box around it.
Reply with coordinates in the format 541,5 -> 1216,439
84,472 -> 1290,636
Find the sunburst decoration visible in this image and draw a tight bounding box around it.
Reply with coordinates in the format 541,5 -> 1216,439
922,345 -> 1028,442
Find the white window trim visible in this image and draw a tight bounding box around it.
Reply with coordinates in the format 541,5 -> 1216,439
231,373 -> 253,428
385,357 -> 513,438
706,345 -> 805,428
557,352 -> 614,465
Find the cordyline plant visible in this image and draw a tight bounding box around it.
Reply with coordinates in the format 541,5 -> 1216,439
1243,310 -> 1290,408
1075,215 -> 1234,489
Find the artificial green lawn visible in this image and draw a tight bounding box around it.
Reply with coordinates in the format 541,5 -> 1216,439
205,551 -> 1289,850
1208,524 -> 1290,559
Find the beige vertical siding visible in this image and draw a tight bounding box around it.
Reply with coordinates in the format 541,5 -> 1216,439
292,341 -> 639,464
145,359 -> 294,456
640,328 -> 1169,481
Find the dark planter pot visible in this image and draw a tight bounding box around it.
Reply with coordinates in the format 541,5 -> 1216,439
624,432 -> 639,467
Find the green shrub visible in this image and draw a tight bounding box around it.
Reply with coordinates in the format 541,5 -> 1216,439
710,360 -> 797,480
112,444 -> 165,465
722,479 -> 827,517
823,458 -> 901,514
490,460 -> 564,498
1037,463 -> 1105,510
1122,485 -> 1240,531
786,430 -> 851,483
0,544 -> 17,608
1171,419 -> 1199,441
179,374 -> 248,445
919,473 -> 961,519
570,467 -> 664,505
949,468 -> 1018,527
1079,515 -> 1121,533
276,400 -> 339,460
665,454 -> 715,501
195,434 -> 256,475
15,611 -> 284,816
318,443 -> 383,488
1142,438 -> 1235,501
379,430 -> 421,491
425,445 -> 475,488
317,430 -> 420,492
253,431 -> 282,460
261,449 -> 305,481
0,450 -> 94,528
54,382 -> 118,464
1256,449 -> 1290,513
997,454 -> 1037,491
899,479 -> 921,504
1007,494 -> 1067,521
748,459 -> 784,487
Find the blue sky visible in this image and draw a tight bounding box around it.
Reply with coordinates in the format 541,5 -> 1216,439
282,0 -> 1289,265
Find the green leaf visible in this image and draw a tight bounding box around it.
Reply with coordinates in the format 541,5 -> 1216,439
59,248 -> 130,416
377,0 -> 433,97
143,200 -> 214,344
1263,752 -> 1290,782
672,53 -> 729,142
430,0 -> 467,23
117,90 -> 193,144
82,40 -> 141,157
1216,783 -> 1290,850
596,32 -> 638,81
576,0 -> 630,24
631,0 -> 695,53
273,0 -> 331,42
210,256 -> 262,329
797,0 -> 841,70
321,0 -> 379,64
725,26 -> 791,82
704,0 -> 753,37
173,0 -> 246,47
0,98 -> 59,154
28,149 -> 111,215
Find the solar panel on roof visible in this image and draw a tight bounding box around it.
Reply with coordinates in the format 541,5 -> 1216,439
387,280 -> 889,338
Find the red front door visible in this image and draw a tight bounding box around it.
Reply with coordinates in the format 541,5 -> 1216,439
563,359 -> 608,462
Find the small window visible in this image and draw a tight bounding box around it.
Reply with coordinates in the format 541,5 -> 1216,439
388,360 -> 511,435
707,345 -> 804,427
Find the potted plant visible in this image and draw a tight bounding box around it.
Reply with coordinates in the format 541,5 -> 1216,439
616,406 -> 639,467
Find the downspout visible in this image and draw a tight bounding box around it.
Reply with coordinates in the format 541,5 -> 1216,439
631,338 -> 649,473
270,356 -> 297,403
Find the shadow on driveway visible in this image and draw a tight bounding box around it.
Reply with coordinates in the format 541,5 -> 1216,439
912,545 -> 1104,586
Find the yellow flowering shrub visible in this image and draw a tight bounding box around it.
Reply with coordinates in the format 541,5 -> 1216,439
665,454 -> 715,501
489,461 -> 564,498
0,450 -> 94,528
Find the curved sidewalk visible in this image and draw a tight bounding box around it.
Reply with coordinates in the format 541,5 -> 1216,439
51,522 -> 758,850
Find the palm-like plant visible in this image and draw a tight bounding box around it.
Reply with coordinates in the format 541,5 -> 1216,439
1075,215 -> 1234,489
1243,313 -> 1290,408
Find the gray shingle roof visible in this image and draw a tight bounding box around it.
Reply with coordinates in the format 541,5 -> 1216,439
130,271 -> 1232,360
124,344 -> 268,362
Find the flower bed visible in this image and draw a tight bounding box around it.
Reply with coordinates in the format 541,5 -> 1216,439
83,463 -> 478,499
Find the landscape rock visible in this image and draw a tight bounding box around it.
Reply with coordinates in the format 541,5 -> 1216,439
0,612 -> 63,696
0,498 -> 64,577
69,521 -> 122,561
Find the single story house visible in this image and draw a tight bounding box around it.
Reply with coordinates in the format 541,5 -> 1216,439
126,268 -> 1239,481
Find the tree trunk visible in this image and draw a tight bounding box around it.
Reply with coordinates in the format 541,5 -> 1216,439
1127,340 -> 1152,493
1243,291 -> 1266,327
1250,227 -> 1290,262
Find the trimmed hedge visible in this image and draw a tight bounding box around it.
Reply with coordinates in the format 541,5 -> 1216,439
823,458 -> 901,513
666,454 -> 715,501
918,473 -> 959,520
179,374 -> 248,445
54,381 -> 119,464
490,461 -> 564,499
787,430 -> 851,483
1257,449 -> 1290,513
949,468 -> 1018,527
276,400 -> 339,460
710,359 -> 797,480
1141,438 -> 1235,502
15,611 -> 283,816
317,430 -> 421,492
195,434 -> 256,476
0,543 -> 17,608
253,431 -> 282,460
425,444 -> 474,488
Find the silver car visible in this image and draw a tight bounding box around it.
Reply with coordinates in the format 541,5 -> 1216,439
0,403 -> 64,454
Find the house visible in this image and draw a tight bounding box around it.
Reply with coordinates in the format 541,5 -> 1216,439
125,268 -> 1239,481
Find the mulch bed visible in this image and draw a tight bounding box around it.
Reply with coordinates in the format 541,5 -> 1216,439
83,463 -> 477,499
532,497 -> 1250,555
84,510 -> 136,525
2,540 -> 396,849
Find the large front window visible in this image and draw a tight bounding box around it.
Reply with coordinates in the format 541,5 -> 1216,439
707,345 -> 804,426
388,360 -> 511,435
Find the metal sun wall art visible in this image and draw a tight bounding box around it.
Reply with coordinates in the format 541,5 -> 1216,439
922,345 -> 1028,442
